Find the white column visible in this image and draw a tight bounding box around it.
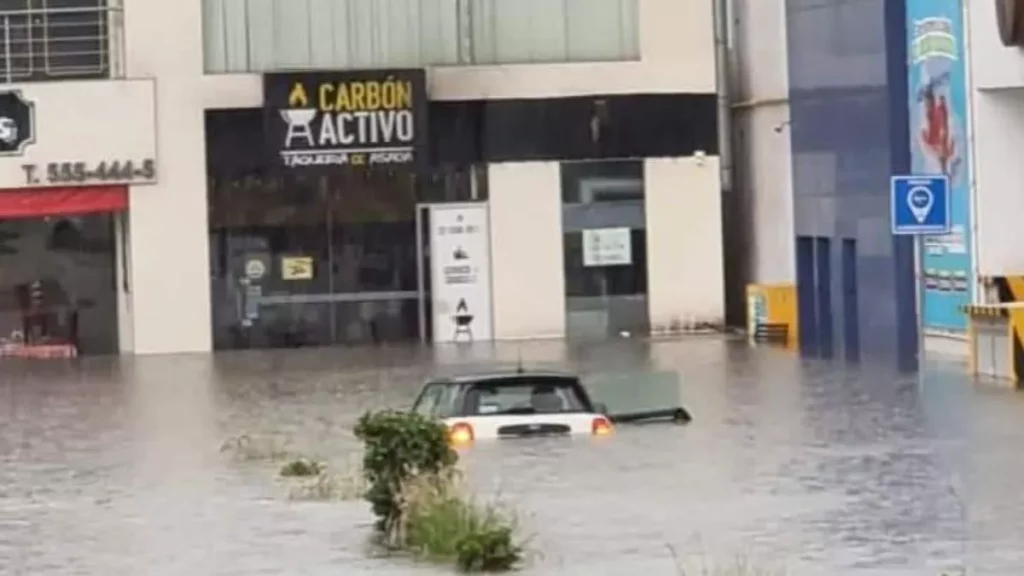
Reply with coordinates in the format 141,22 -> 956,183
645,156 -> 725,331
121,0 -> 212,353
488,162 -> 566,339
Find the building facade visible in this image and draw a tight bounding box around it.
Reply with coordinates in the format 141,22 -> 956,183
783,0 -> 918,369
0,0 -> 723,355
967,0 -> 1024,305
730,0 -> 795,314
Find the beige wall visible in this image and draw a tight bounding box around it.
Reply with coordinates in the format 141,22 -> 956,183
487,162 -> 565,339
732,0 -> 795,285
971,90 -> 1024,276
645,157 -> 725,331
968,0 -> 1024,90
123,0 -> 212,354
967,1 -> 1024,277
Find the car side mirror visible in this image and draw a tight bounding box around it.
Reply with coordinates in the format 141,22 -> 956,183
593,402 -> 608,415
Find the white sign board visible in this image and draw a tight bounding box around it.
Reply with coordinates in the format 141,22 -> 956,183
0,79 -> 158,188
582,227 -> 632,267
429,203 -> 493,343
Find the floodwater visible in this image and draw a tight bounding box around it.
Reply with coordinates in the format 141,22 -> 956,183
1,336 -> 1022,575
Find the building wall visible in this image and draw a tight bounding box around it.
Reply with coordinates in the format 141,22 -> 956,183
122,0 -> 212,354
968,0 -> 1024,90
786,0 -> 917,368
971,90 -> 1024,276
967,0 -> 1024,278
109,0 -> 718,353
488,162 -> 565,339
645,156 -> 725,330
732,0 -> 795,286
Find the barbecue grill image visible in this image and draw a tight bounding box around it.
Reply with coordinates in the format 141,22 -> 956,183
453,298 -> 473,341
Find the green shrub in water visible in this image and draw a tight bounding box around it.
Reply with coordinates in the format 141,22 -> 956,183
279,457 -> 324,477
401,472 -> 522,572
354,410 -> 523,572
354,410 -> 457,536
455,527 -> 521,573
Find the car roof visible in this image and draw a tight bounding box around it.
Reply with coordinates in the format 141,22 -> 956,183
427,370 -> 581,387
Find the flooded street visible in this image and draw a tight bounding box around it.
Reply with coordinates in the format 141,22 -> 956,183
2,336 -> 1024,575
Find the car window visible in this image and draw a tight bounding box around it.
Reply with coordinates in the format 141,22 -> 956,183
464,378 -> 587,416
412,383 -> 454,418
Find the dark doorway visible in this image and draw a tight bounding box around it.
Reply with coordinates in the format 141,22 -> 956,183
208,171 -> 421,350
0,214 -> 118,355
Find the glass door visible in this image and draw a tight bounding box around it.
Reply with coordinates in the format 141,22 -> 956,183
211,170 -> 422,349
326,170 -> 419,345
235,175 -> 332,348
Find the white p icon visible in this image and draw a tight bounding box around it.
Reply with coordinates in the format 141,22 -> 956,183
907,186 -> 934,224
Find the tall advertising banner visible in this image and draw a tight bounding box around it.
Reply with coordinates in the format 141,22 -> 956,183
907,0 -> 974,333
429,204 -> 493,344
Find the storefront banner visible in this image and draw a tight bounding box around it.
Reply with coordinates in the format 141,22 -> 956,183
263,69 -> 428,171
906,0 -> 974,333
0,79 -> 157,189
428,203 -> 493,344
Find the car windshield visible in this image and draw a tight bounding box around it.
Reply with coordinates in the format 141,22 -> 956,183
464,377 -> 588,416
412,383 -> 457,419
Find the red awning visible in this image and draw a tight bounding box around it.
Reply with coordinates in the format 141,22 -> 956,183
0,185 -> 128,218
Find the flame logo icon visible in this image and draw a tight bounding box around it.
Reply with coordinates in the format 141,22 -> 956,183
288,82 -> 309,108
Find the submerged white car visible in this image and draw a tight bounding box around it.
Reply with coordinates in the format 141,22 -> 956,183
411,370 -> 691,445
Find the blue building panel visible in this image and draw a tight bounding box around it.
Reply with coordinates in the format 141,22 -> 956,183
786,0 -> 918,370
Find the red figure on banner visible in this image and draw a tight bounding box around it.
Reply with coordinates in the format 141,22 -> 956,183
920,84 -> 955,176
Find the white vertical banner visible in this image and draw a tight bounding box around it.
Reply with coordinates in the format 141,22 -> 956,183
429,203 -> 493,343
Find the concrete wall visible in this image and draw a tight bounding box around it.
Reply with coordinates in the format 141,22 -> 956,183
967,0 -> 1024,278
971,90 -> 1024,276
645,157 -> 724,331
968,0 -> 1024,90
732,0 -> 795,286
123,0 -> 212,354
487,162 -> 565,339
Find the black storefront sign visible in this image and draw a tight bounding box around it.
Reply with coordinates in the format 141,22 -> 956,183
0,90 -> 35,157
263,69 -> 427,170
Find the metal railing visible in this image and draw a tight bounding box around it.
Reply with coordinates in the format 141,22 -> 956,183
0,0 -> 123,83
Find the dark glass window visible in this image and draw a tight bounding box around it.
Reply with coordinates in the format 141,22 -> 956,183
563,229 -> 647,298
207,164 -> 484,350
561,159 -> 649,338
0,214 -> 117,355
418,164 -> 488,203
561,160 -> 643,204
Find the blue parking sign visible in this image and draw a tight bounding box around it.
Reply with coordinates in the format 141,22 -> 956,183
890,175 -> 951,235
